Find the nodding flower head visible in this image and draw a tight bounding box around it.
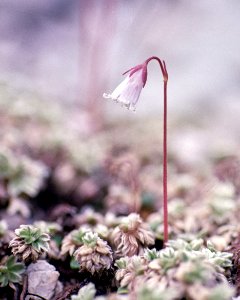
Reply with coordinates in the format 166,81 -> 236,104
103,63 -> 147,112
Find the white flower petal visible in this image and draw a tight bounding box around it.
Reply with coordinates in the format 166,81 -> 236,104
103,69 -> 143,111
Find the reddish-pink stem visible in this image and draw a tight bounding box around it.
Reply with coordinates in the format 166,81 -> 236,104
145,56 -> 169,243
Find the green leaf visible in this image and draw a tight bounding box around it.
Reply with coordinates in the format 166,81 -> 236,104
6,256 -> 15,268
8,272 -> 21,283
0,276 -> 8,287
9,263 -> 25,274
70,257 -> 80,269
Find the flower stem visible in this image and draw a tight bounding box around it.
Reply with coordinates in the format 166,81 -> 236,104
145,57 -> 169,243
163,61 -> 168,243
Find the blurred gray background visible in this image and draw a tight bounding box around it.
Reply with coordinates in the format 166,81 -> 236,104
0,0 -> 240,121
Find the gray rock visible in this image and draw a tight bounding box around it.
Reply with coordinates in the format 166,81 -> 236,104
25,260 -> 61,300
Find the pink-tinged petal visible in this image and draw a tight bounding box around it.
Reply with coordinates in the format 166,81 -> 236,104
103,69 -> 144,111
141,64 -> 148,87
122,64 -> 142,76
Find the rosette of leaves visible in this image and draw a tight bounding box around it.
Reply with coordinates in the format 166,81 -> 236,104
74,231 -> 113,275
115,256 -> 147,292
115,239 -> 234,298
207,181 -> 236,224
165,239 -> 233,273
166,238 -> 204,252
175,260 -> 217,285
144,248 -> 160,261
74,208 -> 104,228
0,149 -> 48,198
71,283 -> 96,300
9,225 -> 50,262
168,198 -> 186,219
148,240 -> 234,297
34,221 -> 62,236
61,228 -> 88,257
0,255 -> 25,289
149,239 -> 233,274
208,197 -> 235,224
112,213 -> 155,257
73,209 -> 109,240
34,221 -> 62,259
149,246 -> 179,272
68,138 -> 106,174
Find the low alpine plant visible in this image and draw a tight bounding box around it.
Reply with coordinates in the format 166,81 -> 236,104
0,255 -> 25,289
9,225 -> 50,263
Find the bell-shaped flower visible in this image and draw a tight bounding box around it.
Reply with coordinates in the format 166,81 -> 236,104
103,64 -> 147,111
